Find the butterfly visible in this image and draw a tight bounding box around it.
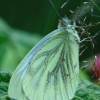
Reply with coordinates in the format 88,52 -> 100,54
8,16 -> 80,100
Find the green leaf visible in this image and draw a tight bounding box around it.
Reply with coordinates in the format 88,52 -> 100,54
73,79 -> 100,100
0,72 -> 100,100
0,72 -> 12,100
0,18 -> 42,71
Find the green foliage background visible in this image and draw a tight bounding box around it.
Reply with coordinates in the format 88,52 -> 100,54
0,0 -> 100,74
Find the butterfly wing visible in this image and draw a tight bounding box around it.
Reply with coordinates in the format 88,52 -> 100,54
8,27 -> 79,100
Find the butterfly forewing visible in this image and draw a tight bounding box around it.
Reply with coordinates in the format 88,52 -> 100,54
8,17 -> 79,100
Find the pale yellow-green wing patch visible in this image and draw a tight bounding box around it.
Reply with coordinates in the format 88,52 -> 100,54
8,17 -> 80,100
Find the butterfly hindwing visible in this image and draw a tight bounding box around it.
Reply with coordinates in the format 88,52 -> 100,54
23,29 -> 79,100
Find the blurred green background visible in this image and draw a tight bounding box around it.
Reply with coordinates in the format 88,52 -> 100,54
0,0 -> 100,82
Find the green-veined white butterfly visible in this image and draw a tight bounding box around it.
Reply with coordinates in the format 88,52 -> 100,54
8,16 -> 80,100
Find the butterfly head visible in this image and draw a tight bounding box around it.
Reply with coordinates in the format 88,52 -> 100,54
58,16 -> 70,28
58,16 -> 80,43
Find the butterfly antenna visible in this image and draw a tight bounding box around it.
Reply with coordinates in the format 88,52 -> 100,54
49,0 -> 62,19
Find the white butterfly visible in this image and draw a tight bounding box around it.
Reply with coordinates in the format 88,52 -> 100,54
8,16 -> 80,100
